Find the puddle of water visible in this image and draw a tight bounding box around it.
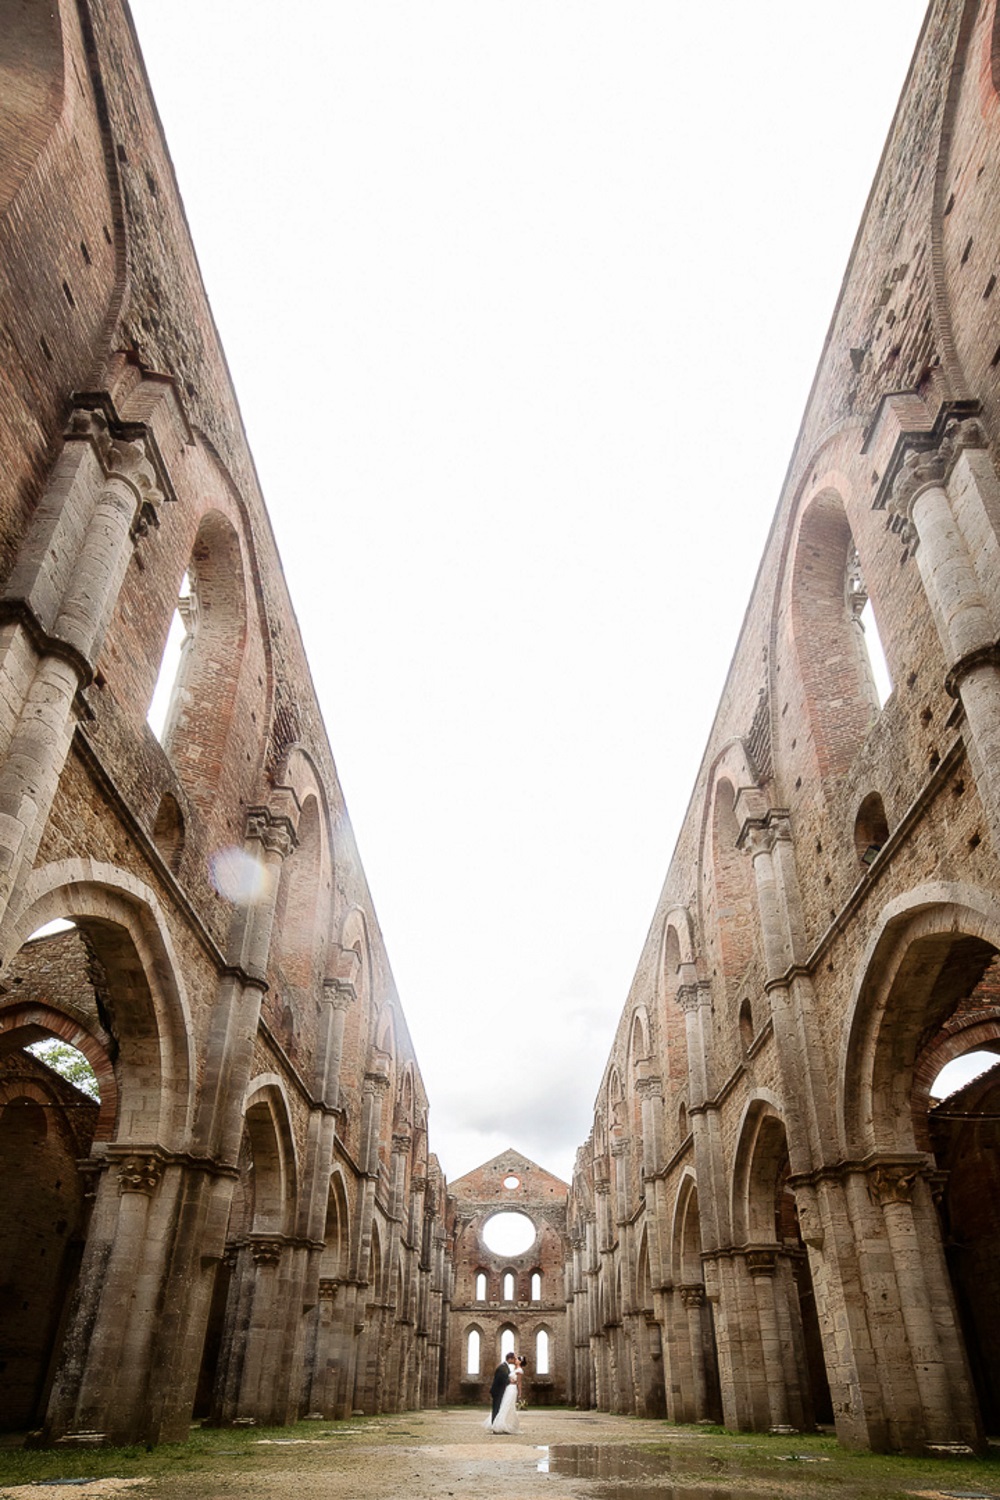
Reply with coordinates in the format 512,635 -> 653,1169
539,1443 -> 737,1500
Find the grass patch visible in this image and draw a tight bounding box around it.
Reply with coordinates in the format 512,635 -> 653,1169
0,1417 -> 382,1488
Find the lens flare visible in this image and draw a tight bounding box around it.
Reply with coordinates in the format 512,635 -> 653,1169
209,846 -> 273,905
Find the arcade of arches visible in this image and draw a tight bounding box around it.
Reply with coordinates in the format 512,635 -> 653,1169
3,0 -> 1000,1460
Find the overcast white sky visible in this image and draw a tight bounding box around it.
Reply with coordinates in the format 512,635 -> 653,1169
128,1 -> 926,1185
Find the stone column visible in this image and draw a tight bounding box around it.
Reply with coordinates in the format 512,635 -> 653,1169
350,1066 -> 390,1413
867,1162 -> 980,1450
42,1142 -> 243,1445
678,1284 -> 709,1422
0,406 -> 166,926
890,420 -> 1000,847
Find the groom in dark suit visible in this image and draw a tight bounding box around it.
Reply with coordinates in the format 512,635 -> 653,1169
489,1352 -> 517,1425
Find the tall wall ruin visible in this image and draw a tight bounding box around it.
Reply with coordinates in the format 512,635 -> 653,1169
564,0 -> 1000,1455
4,0 -> 1000,1459
0,0 -> 446,1445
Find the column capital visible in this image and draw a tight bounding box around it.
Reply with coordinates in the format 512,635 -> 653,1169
116,1152 -> 164,1195
318,1277 -> 340,1301
250,1235 -> 284,1266
679,1282 -> 706,1308
745,1247 -> 777,1277
392,1133 -> 412,1156
245,806 -> 298,858
323,977 -> 356,1010
889,416 -> 988,522
635,1074 -> 663,1101
737,807 -> 792,856
676,979 -> 712,1014
867,1162 -> 919,1208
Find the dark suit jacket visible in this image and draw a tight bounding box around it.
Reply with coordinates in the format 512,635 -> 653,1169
490,1361 -> 512,1404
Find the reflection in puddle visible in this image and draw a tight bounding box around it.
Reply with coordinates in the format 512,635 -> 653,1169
539,1444 -> 736,1500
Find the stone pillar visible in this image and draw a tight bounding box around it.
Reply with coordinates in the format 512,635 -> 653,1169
867,1162 -> 980,1450
44,1152 -> 195,1443
679,1283 -> 710,1422
350,1066 -> 389,1413
890,420 -> 1000,847
0,405 -> 166,926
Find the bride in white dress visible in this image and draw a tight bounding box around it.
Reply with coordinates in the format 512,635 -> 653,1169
486,1357 -> 521,1434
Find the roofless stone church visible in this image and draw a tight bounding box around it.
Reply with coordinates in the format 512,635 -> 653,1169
2,0 -> 1000,1457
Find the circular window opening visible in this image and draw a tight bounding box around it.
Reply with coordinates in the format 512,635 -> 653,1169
502,1174 -> 520,1189
482,1210 -> 536,1256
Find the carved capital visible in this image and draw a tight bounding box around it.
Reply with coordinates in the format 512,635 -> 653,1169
323,977 -> 356,1011
610,1138 -> 628,1158
364,1071 -> 391,1098
738,808 -> 792,857
679,1283 -> 706,1309
890,418 -> 987,525
392,1133 -> 412,1156
746,1248 -> 777,1277
635,1075 -> 663,1101
250,1236 -> 284,1267
117,1153 -> 163,1195
890,444 -> 949,520
245,807 -> 298,859
675,980 -> 711,1015
410,1174 -> 428,1195
318,1277 -> 339,1302
868,1164 -> 918,1208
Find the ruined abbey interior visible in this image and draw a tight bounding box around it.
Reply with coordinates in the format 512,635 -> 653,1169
3,0 -> 1000,1459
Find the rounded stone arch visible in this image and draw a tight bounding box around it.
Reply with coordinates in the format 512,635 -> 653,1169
629,1006 -> 651,1066
698,743 -> 764,1002
272,749 -> 335,982
635,1223 -> 654,1312
464,1321 -> 485,1375
242,1075 -> 299,1237
669,1167 -> 703,1283
396,1062 -> 416,1128
787,484 -> 880,779
841,882 -> 1000,1156
606,1064 -> 625,1141
2,859 -> 196,1147
730,1093 -> 788,1245
659,908 -> 694,1097
319,1167 -> 351,1280
369,1218 -> 384,1301
0,999 -> 117,1140
0,0 -> 65,218
157,507 -> 249,815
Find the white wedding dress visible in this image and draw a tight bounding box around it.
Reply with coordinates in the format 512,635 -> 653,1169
485,1370 -> 521,1433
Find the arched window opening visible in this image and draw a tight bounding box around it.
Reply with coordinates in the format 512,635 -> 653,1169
931,1050 -> 999,1100
502,1271 -> 515,1301
500,1327 -> 515,1359
152,792 -> 185,873
791,497 -> 881,779
678,1100 -> 688,1139
859,600 -> 893,707
854,790 -> 890,867
530,1271 -> 541,1301
475,1271 -> 487,1301
536,1329 -> 550,1375
711,778 -> 757,994
739,998 -> 754,1054
466,1328 -> 481,1376
148,515 -> 248,813
147,572 -> 190,742
25,1037 -> 99,1099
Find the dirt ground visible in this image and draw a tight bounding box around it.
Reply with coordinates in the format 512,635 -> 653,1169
4,1407 -> 1000,1500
